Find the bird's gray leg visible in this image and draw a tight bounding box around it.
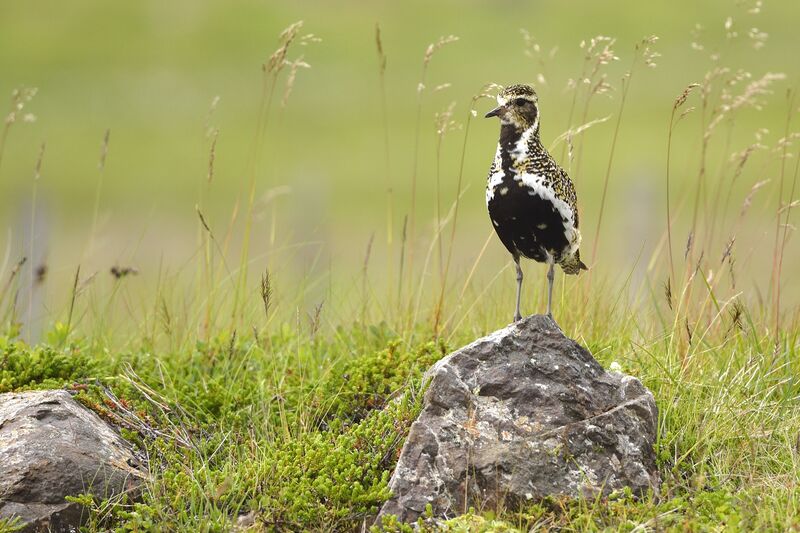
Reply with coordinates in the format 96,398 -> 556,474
546,254 -> 555,318
513,255 -> 523,322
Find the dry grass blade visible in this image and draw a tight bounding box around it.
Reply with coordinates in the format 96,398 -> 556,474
423,35 -> 459,67
548,115 -> 611,151
406,34 -> 459,312
98,128 -> 110,171
0,87 -> 38,173
260,268 -> 273,321
62,266 -> 81,347
361,233 -> 374,323
664,277 -> 673,311
674,83 -> 700,111
282,57 -> 311,108
100,384 -> 181,460
308,300 -> 324,338
374,23 -> 386,75
0,256 -> 26,310
740,179 -> 770,216
590,36 -> 660,270
116,366 -> 199,452
207,128 -> 219,183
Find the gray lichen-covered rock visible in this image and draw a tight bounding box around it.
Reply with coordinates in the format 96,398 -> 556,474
378,315 -> 659,523
0,390 -> 146,532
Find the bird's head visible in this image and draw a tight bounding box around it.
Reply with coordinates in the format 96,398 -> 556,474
485,84 -> 539,133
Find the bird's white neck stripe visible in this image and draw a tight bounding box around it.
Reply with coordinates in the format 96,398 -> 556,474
509,123 -> 537,162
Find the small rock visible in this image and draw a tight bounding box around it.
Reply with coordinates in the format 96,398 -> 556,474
235,510 -> 257,530
378,315 -> 659,523
0,390 -> 146,532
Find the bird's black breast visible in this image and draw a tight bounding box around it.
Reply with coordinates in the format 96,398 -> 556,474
487,184 -> 569,263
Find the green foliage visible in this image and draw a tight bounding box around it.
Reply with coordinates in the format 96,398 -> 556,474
0,517 -> 23,533
375,486 -> 800,532
0,336 -> 98,393
51,328 -> 435,532
313,340 -> 444,422
68,392 -> 423,532
255,393 -> 423,530
5,320 -> 800,531
5,319 -> 800,532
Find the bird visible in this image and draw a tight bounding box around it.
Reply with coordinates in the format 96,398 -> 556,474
484,84 -> 587,322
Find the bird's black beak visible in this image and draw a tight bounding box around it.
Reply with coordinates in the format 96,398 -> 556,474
485,106 -> 502,118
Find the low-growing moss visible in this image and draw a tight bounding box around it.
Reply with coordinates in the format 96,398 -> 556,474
0,336 -> 98,393
57,328 -> 439,531
374,485 -> 797,532
312,340 -> 445,423
72,387 -> 424,532
10,321 -> 799,532
254,391 -> 424,530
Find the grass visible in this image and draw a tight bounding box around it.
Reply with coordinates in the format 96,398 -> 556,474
2,2 -> 800,531
1,301 -> 798,531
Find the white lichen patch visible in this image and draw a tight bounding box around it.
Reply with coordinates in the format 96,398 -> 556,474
618,434 -> 638,456
543,437 -> 562,453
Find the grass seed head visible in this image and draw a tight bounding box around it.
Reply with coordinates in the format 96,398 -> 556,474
4,87 -> 37,125
263,21 -> 304,74
423,35 -> 459,66
375,23 -> 387,74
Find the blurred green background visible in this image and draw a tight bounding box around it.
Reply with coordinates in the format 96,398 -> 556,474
1,0 -> 798,335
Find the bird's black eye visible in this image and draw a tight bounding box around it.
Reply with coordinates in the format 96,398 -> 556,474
514,98 -> 527,106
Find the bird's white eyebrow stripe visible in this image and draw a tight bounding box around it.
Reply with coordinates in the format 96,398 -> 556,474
497,94 -> 537,106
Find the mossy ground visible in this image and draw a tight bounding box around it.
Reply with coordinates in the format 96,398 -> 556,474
1,311 -> 799,532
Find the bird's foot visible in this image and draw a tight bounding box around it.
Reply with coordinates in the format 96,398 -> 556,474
513,312 -> 522,322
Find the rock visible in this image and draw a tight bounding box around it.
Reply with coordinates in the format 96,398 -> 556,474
0,390 -> 146,532
378,315 -> 659,523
